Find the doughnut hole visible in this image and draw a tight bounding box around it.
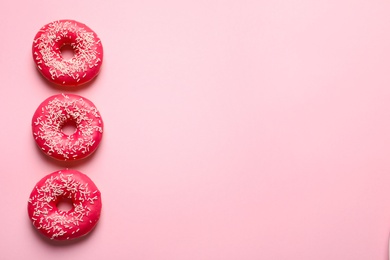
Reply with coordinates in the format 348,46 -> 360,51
56,197 -> 74,212
60,44 -> 75,60
61,120 -> 77,135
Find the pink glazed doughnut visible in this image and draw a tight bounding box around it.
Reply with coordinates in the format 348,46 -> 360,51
28,169 -> 102,240
32,19 -> 103,86
32,93 -> 103,161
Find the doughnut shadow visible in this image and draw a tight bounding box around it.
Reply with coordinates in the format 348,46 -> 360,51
32,140 -> 104,168
28,218 -> 101,247
32,62 -> 102,92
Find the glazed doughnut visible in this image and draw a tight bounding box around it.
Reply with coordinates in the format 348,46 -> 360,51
32,93 -> 103,161
28,169 -> 102,240
32,19 -> 103,86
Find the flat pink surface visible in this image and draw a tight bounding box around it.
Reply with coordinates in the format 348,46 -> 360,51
1,0 -> 390,259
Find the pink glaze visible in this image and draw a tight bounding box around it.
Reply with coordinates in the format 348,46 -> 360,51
32,93 -> 103,161
27,169 -> 102,241
32,19 -> 103,86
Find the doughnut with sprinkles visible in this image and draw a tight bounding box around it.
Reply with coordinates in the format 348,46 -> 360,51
32,19 -> 103,86
32,93 -> 104,161
28,169 -> 102,240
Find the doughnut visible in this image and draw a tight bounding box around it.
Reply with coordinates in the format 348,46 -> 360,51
28,169 -> 102,240
32,19 -> 103,86
32,93 -> 103,161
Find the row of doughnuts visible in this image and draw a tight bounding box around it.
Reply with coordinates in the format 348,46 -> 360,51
28,20 -> 104,241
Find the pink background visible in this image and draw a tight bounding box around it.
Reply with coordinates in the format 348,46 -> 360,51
1,0 -> 390,259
